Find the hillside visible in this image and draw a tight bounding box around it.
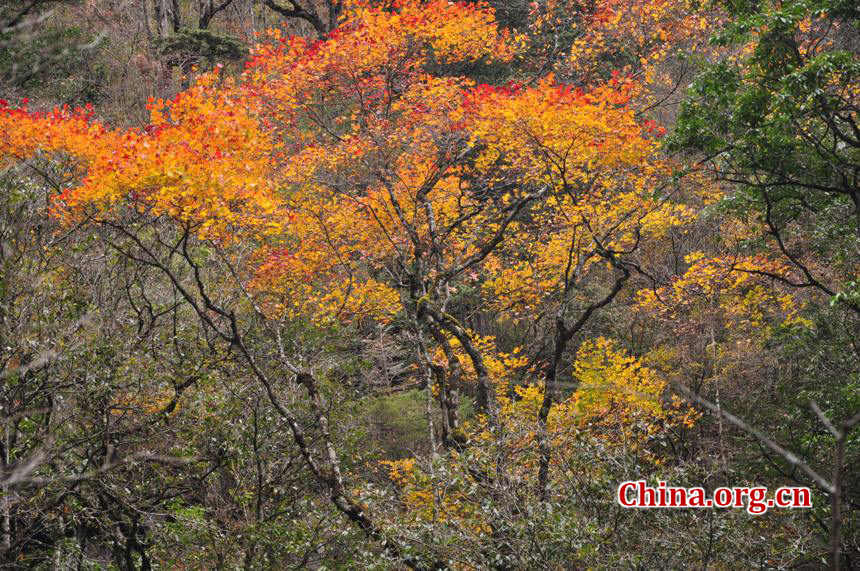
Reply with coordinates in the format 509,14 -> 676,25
0,0 -> 858,568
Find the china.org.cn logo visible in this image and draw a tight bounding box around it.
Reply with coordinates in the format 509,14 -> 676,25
617,480 -> 811,515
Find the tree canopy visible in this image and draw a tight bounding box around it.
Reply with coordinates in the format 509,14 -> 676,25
0,0 -> 857,568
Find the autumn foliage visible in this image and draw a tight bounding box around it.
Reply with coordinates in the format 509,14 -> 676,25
0,0 -> 856,567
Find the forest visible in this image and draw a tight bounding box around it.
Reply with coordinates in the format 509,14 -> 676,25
0,0 -> 857,568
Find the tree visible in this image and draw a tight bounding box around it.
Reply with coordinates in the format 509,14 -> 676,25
672,0 -> 859,315
1,0 -> 853,567
670,1 -> 860,567
0,1 -> 706,564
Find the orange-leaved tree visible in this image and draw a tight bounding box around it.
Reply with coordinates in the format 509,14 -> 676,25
0,0 -> 703,564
